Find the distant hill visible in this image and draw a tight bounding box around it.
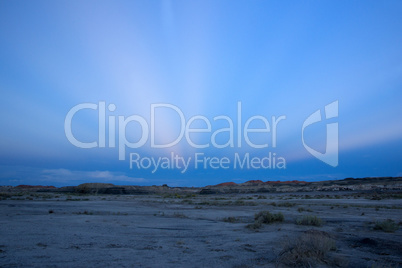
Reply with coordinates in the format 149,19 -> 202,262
1,177 -> 401,195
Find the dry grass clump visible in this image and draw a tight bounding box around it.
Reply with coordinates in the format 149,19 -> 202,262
296,215 -> 323,227
246,211 -> 284,230
277,230 -> 337,267
374,219 -> 399,233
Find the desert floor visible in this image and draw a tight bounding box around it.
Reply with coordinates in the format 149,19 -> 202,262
0,191 -> 401,267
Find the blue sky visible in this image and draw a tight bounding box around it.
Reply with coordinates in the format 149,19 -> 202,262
0,0 -> 401,187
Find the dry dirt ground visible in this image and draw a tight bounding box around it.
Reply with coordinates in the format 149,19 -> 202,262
0,191 -> 401,267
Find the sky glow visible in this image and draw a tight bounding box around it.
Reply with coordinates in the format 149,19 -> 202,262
0,1 -> 401,186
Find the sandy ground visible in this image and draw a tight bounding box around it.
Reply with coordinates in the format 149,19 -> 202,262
0,192 -> 401,267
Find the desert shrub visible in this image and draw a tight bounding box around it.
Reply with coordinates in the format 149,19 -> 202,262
0,192 -> 12,200
246,221 -> 262,230
277,230 -> 337,267
234,200 -> 245,205
234,200 -> 257,206
181,199 -> 193,204
273,212 -> 285,222
255,211 -> 284,224
246,211 -> 284,230
278,202 -> 295,207
298,207 -> 305,213
173,212 -> 188,218
153,211 -> 165,216
67,198 -> 85,201
74,210 -> 93,215
162,193 -> 183,199
257,195 -> 267,199
223,216 -> 240,223
374,219 -> 399,233
296,215 -> 323,227
238,196 -> 253,200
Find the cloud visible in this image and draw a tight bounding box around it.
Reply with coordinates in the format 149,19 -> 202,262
0,165 -> 145,186
41,169 -> 145,184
